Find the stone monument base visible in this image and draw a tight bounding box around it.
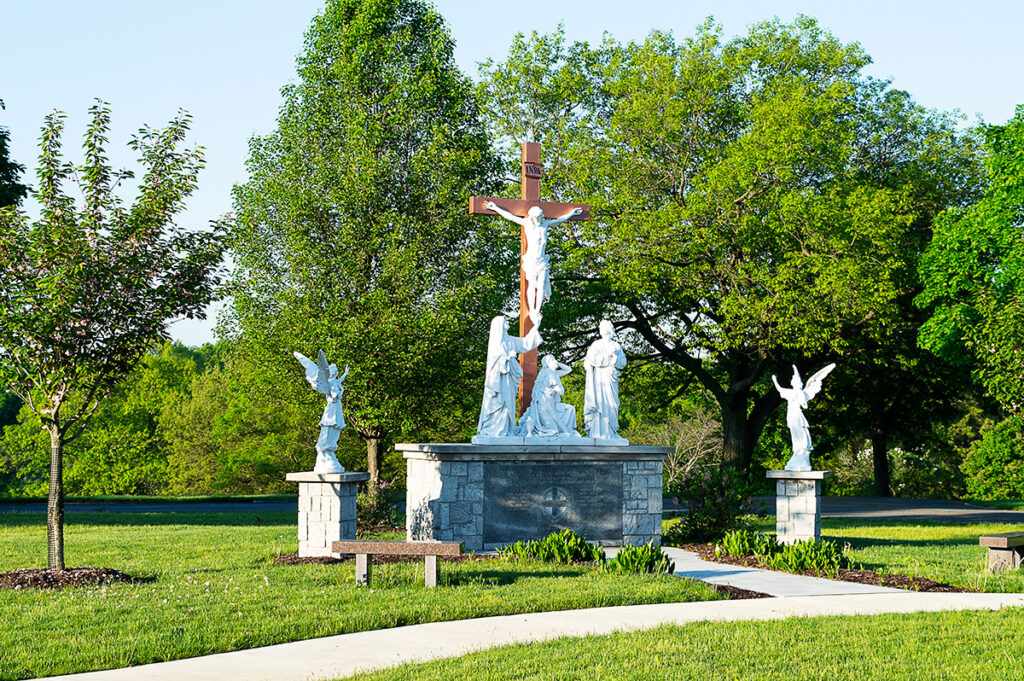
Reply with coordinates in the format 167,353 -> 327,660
402,443 -> 670,552
767,469 -> 830,545
286,471 -> 370,557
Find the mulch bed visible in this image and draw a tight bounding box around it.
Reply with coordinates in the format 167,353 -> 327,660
710,583 -> 772,599
0,567 -> 152,591
674,543 -> 973,593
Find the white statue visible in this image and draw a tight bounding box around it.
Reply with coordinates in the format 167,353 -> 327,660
295,350 -> 350,473
483,201 -> 583,324
519,354 -> 580,438
474,315 -> 543,441
583,320 -> 628,444
772,363 -> 836,472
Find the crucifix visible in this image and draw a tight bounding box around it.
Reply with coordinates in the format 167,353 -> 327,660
470,142 -> 590,416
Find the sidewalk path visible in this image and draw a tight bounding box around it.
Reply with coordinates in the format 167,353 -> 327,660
43,592 -> 1024,681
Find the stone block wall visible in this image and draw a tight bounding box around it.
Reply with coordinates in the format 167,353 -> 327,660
768,470 -> 829,545
286,471 -> 369,557
404,445 -> 670,552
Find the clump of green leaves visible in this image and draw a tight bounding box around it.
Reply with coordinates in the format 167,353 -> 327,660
357,480 -> 400,535
663,466 -> 761,543
499,530 -> 605,564
961,417 -> 1024,500
715,530 -> 852,578
605,542 -> 675,575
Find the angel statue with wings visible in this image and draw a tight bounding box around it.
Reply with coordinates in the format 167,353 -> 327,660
772,363 -> 836,472
295,351 -> 351,473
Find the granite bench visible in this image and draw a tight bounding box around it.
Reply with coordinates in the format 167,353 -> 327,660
979,531 -> 1024,572
331,540 -> 464,588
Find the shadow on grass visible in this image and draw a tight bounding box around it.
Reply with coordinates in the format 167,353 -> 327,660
825,535 -> 982,550
0,511 -> 294,529
442,567 -> 584,587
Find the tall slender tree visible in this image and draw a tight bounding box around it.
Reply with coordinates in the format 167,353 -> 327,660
228,0 -> 503,481
0,101 -> 224,569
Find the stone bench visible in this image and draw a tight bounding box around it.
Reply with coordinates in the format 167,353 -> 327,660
979,532 -> 1024,572
331,540 -> 464,588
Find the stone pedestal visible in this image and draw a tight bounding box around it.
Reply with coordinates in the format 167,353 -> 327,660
767,470 -> 830,545
286,471 -> 370,557
401,443 -> 671,552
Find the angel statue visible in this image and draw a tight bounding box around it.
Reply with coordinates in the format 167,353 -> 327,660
519,355 -> 580,439
771,363 -> 836,472
295,350 -> 351,473
483,201 -> 583,324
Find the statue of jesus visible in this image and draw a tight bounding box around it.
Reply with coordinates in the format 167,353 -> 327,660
483,201 -> 583,324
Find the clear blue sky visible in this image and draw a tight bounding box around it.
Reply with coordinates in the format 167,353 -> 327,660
3,0 -> 1021,346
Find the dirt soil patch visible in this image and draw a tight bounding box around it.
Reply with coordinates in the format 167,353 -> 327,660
710,583 -> 772,599
674,543 -> 973,593
0,567 -> 151,591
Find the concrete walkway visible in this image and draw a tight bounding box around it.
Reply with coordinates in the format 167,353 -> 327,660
44,592 -> 1024,681
40,547 -> 1021,681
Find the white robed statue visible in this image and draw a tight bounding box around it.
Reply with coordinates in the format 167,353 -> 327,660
473,316 -> 543,442
583,320 -> 628,444
519,355 -> 580,438
295,350 -> 350,473
771,363 -> 836,472
484,201 -> 582,324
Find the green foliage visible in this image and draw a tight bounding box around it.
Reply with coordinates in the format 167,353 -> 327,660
962,417 -> 1024,500
605,542 -> 675,575
663,466 -> 760,543
499,530 -> 606,565
357,480 -> 400,535
918,106 -> 1024,416
0,98 -> 28,208
479,18 -> 980,470
715,529 -> 850,578
228,0 -> 503,479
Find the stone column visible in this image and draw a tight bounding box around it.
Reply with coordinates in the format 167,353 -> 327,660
766,470 -> 830,545
286,471 -> 370,557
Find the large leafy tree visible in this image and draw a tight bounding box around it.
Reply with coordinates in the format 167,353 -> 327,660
229,0 -> 502,481
479,18 -> 979,470
0,102 -> 224,569
0,98 -> 29,208
918,106 -> 1024,416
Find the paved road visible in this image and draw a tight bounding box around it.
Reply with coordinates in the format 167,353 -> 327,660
3,496 -> 1023,524
0,500 -> 298,514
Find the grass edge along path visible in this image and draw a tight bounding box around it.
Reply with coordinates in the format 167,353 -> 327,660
346,605 -> 1024,681
0,510 -> 719,681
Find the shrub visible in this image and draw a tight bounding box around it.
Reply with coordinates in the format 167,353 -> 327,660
499,530 -> 605,564
962,417 -> 1024,500
716,529 -> 781,559
605,542 -> 675,575
663,465 -> 761,543
357,480 -> 400,535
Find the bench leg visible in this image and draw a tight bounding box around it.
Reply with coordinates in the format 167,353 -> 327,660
989,548 -> 1014,572
424,555 -> 437,588
356,554 -> 371,585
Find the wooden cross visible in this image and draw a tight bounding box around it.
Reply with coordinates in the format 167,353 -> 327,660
470,142 -> 590,416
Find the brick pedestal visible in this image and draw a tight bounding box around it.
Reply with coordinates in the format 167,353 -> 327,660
286,471 -> 369,557
767,469 -> 830,545
401,443 -> 670,552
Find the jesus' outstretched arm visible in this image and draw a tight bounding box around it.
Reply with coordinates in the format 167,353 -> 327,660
484,201 -> 525,226
546,206 -> 583,226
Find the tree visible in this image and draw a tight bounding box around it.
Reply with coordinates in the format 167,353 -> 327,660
0,101 -> 224,569
228,0 -> 502,481
0,98 -> 29,208
918,106 -> 1024,416
478,19 -> 979,470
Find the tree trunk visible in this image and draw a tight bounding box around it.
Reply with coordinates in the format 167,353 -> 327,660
46,424 -> 65,571
871,425 -> 891,497
366,437 -> 383,484
721,393 -> 752,470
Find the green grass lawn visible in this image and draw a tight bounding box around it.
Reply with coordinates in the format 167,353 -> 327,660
0,510 -> 718,681
0,493 -> 297,504
347,608 -> 1024,681
822,519 -> 1024,593
966,499 -> 1024,511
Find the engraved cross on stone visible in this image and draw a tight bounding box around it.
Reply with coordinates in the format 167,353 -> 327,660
470,142 -> 590,415
541,486 -> 569,520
